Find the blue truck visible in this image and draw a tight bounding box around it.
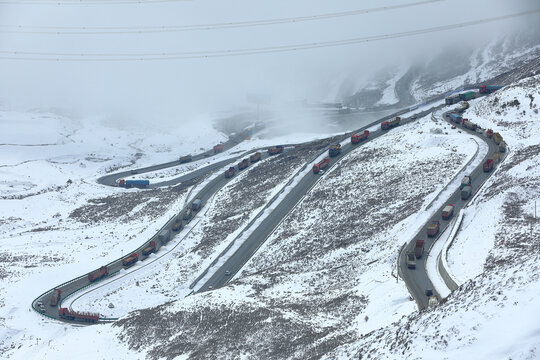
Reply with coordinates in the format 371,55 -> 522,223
445,94 -> 460,105
123,179 -> 150,188
328,144 -> 342,157
449,112 -> 462,124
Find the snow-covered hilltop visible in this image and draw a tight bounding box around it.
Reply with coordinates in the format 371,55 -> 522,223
346,32 -> 540,110
339,74 -> 540,359
112,116 -> 477,359
1,41 -> 540,360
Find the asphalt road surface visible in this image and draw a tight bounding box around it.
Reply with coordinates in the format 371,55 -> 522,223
398,111 -> 500,309
32,99 -> 446,323
198,105 -> 443,292
33,148 -> 278,321
97,130 -> 250,188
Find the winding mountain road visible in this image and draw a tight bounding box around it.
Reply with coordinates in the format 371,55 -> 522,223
33,96 -> 487,323
398,110 -> 500,309
197,107 -> 443,292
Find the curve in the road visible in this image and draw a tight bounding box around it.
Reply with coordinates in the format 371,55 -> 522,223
97,129 -> 250,188
398,109 -> 501,309
197,105 -> 444,292
32,146 -> 278,322
31,98 -> 447,323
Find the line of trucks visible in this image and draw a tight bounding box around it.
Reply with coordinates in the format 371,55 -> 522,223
406,204 -> 455,269
312,116 -> 400,173
50,198 -> 204,323
448,113 -> 506,153
91,100 -> 503,316
407,164 -> 489,269
223,146 -> 279,178
407,156 -> 494,269
313,116 -> 399,173
445,85 -> 503,105
117,143 -> 226,188
409,98 -> 501,271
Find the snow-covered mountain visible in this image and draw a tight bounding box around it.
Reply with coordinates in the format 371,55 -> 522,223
1,13 -> 540,360
345,31 -> 540,110
338,74 -> 540,360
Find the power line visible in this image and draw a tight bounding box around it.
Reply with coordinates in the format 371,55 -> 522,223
0,0 -> 192,4
0,0 -> 445,33
1,9 -> 538,61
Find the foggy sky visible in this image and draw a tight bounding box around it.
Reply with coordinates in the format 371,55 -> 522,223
0,0 -> 539,130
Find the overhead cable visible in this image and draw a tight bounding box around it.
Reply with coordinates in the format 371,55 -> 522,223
0,0 -> 444,33
1,9 -> 538,61
0,0 -> 192,5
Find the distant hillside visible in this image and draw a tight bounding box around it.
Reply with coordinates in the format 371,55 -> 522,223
344,31 -> 540,109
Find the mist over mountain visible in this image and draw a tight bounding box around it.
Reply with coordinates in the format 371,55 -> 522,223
1,0 -> 538,134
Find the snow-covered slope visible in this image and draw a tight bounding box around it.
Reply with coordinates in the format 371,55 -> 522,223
329,74 -> 540,359
0,110 -> 226,358
0,107 -> 344,358
411,34 -> 540,101
1,48 -> 539,360
110,115 -> 478,359
346,32 -> 540,109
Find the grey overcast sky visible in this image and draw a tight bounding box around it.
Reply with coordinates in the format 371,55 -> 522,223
0,0 -> 539,127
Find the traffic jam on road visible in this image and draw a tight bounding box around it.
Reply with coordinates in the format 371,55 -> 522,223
34,84 -> 505,323
401,85 -> 505,308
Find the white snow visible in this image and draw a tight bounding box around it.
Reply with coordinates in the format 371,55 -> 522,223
375,66 -> 408,106
327,74 -> 540,360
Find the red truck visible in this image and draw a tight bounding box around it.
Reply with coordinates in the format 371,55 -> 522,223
442,204 -> 454,220
462,119 -> 478,131
267,145 -> 284,155
414,240 -> 425,259
50,288 -> 61,307
118,179 -> 125,187
381,117 -> 400,130
312,158 -> 330,174
238,158 -> 249,170
58,308 -> 99,323
88,266 -> 109,282
479,85 -> 503,94
142,241 -> 156,256
351,130 -> 369,144
122,253 -> 139,268
486,129 -> 493,138
483,158 -> 494,172
213,144 -> 223,153
224,167 -> 235,178
426,220 -> 440,237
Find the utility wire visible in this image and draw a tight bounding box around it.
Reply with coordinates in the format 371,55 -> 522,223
0,0 -> 192,5
1,9 -> 538,61
0,0 -> 444,33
